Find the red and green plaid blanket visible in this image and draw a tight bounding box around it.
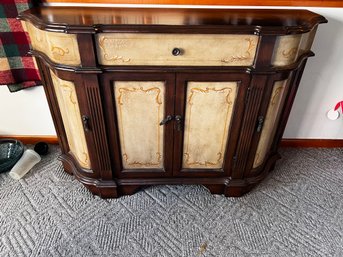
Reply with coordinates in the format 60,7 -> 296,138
0,0 -> 41,92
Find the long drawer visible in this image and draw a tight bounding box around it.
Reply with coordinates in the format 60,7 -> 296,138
96,33 -> 259,66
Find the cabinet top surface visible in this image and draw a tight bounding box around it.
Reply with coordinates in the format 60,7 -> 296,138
20,7 -> 327,35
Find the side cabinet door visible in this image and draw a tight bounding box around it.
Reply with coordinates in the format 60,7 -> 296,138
102,72 -> 175,178
174,73 -> 250,177
48,70 -> 92,170
246,73 -> 292,175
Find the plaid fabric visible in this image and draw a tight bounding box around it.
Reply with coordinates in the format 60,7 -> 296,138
0,0 -> 41,92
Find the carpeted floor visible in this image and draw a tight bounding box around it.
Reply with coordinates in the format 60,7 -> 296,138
0,146 -> 342,257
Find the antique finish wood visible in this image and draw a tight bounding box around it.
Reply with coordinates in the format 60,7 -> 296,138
49,70 -> 91,169
25,22 -> 81,66
96,33 -> 259,66
19,7 -> 326,198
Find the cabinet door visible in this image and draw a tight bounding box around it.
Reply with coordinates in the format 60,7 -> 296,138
102,73 -> 175,177
252,78 -> 290,169
174,73 -> 250,177
49,70 -> 91,170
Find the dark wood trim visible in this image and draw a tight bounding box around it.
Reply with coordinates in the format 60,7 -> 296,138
82,74 -> 113,180
254,36 -> 276,69
242,75 -> 272,177
42,0 -> 343,8
231,75 -> 265,179
60,154 -> 118,198
226,153 -> 280,196
59,149 -> 281,198
18,7 -> 327,35
77,34 -> 98,67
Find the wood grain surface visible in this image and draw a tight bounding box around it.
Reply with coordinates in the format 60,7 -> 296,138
42,0 -> 343,8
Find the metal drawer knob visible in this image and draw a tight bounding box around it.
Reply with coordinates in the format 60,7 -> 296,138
172,48 -> 182,56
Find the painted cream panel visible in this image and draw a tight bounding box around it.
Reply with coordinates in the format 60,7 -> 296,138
272,27 -> 317,66
26,22 -> 81,66
115,81 -> 165,169
182,82 -> 237,169
253,80 -> 289,168
50,70 -> 91,169
96,33 -> 258,66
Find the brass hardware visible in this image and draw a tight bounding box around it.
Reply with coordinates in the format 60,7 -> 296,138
82,115 -> 90,131
159,115 -> 173,126
175,115 -> 183,131
256,116 -> 264,133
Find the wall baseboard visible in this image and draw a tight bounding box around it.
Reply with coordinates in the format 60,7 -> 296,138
280,139 -> 343,148
0,135 -> 59,145
1,135 -> 342,148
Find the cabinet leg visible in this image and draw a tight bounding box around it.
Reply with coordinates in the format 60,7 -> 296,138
118,185 -> 144,196
203,184 -> 226,195
61,157 -> 74,175
224,184 -> 251,197
84,184 -> 118,198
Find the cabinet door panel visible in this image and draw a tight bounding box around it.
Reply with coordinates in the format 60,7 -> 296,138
102,73 -> 175,177
183,82 -> 238,169
114,81 -> 165,169
50,70 -> 91,169
253,79 -> 289,168
174,73 -> 250,177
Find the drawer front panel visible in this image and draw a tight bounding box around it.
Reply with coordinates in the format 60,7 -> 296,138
96,34 -> 258,66
114,81 -> 165,169
182,82 -> 238,169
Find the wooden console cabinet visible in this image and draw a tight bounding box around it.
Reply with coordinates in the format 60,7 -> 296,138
19,7 -> 326,198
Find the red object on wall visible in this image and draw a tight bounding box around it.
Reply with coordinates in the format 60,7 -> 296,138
334,101 -> 343,113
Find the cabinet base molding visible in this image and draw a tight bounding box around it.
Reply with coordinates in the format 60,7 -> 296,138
280,139 -> 343,148
60,153 -> 280,198
60,154 -> 119,198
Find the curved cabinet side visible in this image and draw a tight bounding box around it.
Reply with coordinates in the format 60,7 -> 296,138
50,70 -> 91,169
253,79 -> 289,168
272,26 -> 318,66
24,22 -> 81,66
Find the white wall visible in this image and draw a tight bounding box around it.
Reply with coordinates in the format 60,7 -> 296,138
282,8 -> 343,139
0,86 -> 55,135
0,5 -> 342,139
